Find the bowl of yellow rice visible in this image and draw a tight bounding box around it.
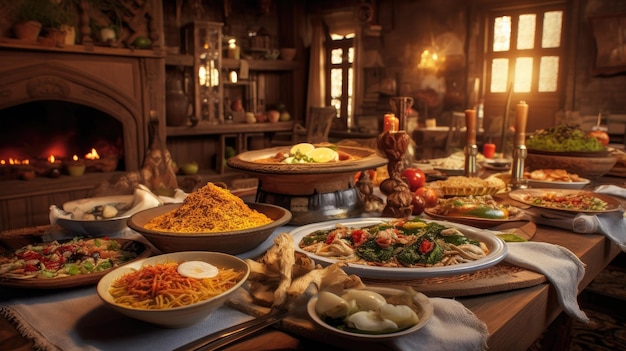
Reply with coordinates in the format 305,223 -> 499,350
127,183 -> 291,254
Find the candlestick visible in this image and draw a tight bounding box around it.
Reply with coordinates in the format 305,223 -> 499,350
465,109 -> 477,146
511,101 -> 529,189
464,109 -> 478,177
515,101 -> 529,145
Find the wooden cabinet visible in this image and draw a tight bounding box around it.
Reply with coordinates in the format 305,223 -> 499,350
165,52 -> 298,176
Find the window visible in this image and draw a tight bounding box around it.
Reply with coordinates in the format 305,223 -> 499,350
326,33 -> 354,127
486,5 -> 564,96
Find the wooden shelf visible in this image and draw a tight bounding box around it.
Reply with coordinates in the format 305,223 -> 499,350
165,54 -> 297,71
166,121 -> 293,137
0,40 -> 165,59
223,58 -> 298,71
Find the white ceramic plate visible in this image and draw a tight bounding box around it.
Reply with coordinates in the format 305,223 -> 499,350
307,286 -> 433,341
291,218 -> 507,279
526,178 -> 590,190
509,189 -> 623,213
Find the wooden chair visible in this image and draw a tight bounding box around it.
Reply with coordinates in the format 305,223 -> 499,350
272,106 -> 337,145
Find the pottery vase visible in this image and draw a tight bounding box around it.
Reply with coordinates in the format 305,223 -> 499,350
165,72 -> 192,126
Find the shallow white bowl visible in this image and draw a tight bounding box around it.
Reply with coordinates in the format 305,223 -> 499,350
56,195 -> 134,235
526,177 -> 590,190
97,251 -> 250,328
307,286 -> 433,341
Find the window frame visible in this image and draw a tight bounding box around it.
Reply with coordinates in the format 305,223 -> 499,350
325,35 -> 354,128
483,2 -> 566,103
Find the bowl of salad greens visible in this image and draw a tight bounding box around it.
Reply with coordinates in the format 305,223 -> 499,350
526,124 -> 607,156
525,124 -> 615,178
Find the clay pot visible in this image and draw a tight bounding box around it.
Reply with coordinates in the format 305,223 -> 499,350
165,72 -> 192,126
13,21 -> 42,42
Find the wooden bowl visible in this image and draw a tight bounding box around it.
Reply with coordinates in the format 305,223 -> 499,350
525,152 -> 616,179
127,203 -> 291,254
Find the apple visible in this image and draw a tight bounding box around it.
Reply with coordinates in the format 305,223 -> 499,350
180,162 -> 199,175
411,193 -> 425,215
415,187 -> 438,208
245,112 -> 256,123
401,168 -> 426,192
279,111 -> 291,121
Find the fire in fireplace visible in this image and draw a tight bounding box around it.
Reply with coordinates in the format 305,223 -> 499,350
0,100 -> 124,180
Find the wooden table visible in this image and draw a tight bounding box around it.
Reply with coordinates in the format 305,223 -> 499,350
1,178 -> 624,351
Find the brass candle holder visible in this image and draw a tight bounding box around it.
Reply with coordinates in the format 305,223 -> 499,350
464,109 -> 478,177
510,101 -> 529,189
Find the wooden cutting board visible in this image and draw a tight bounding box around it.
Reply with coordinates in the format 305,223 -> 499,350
363,262 -> 546,298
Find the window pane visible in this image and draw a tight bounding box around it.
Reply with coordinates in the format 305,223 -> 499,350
517,14 -> 536,50
348,47 -> 354,64
493,16 -> 511,52
514,57 -> 533,92
331,68 -> 343,98
542,11 -> 562,48
490,58 -> 509,92
539,56 -> 559,92
331,48 -> 343,64
331,98 -> 341,112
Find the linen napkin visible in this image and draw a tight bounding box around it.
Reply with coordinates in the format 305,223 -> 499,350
389,298 -> 488,351
503,241 -> 589,323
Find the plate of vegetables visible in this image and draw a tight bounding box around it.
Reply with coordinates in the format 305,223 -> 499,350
508,189 -> 623,213
424,195 -> 526,229
0,237 -> 150,289
292,217 -> 507,279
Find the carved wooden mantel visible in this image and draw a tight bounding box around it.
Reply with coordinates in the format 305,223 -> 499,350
0,0 -> 166,231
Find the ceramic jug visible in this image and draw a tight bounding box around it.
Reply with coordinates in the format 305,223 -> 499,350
165,71 -> 192,126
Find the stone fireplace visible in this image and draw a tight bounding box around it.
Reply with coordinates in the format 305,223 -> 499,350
0,46 -> 165,231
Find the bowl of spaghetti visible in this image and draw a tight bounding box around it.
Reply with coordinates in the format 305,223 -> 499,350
96,251 -> 250,328
127,182 -> 292,254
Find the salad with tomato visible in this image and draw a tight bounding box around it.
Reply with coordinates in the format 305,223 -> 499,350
298,218 -> 489,268
0,237 -> 140,280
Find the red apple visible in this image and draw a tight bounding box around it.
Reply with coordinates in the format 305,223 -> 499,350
415,187 -> 438,208
401,168 -> 426,192
411,193 -> 425,215
588,130 -> 609,146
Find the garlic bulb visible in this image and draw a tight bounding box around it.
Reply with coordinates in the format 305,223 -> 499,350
315,291 -> 350,319
378,303 -> 419,328
341,289 -> 387,311
345,310 -> 398,332
102,205 -> 119,219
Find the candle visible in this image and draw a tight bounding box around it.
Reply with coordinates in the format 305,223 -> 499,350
483,143 -> 496,158
515,101 -> 529,145
66,155 -> 86,176
383,113 -> 399,132
465,109 -> 477,146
